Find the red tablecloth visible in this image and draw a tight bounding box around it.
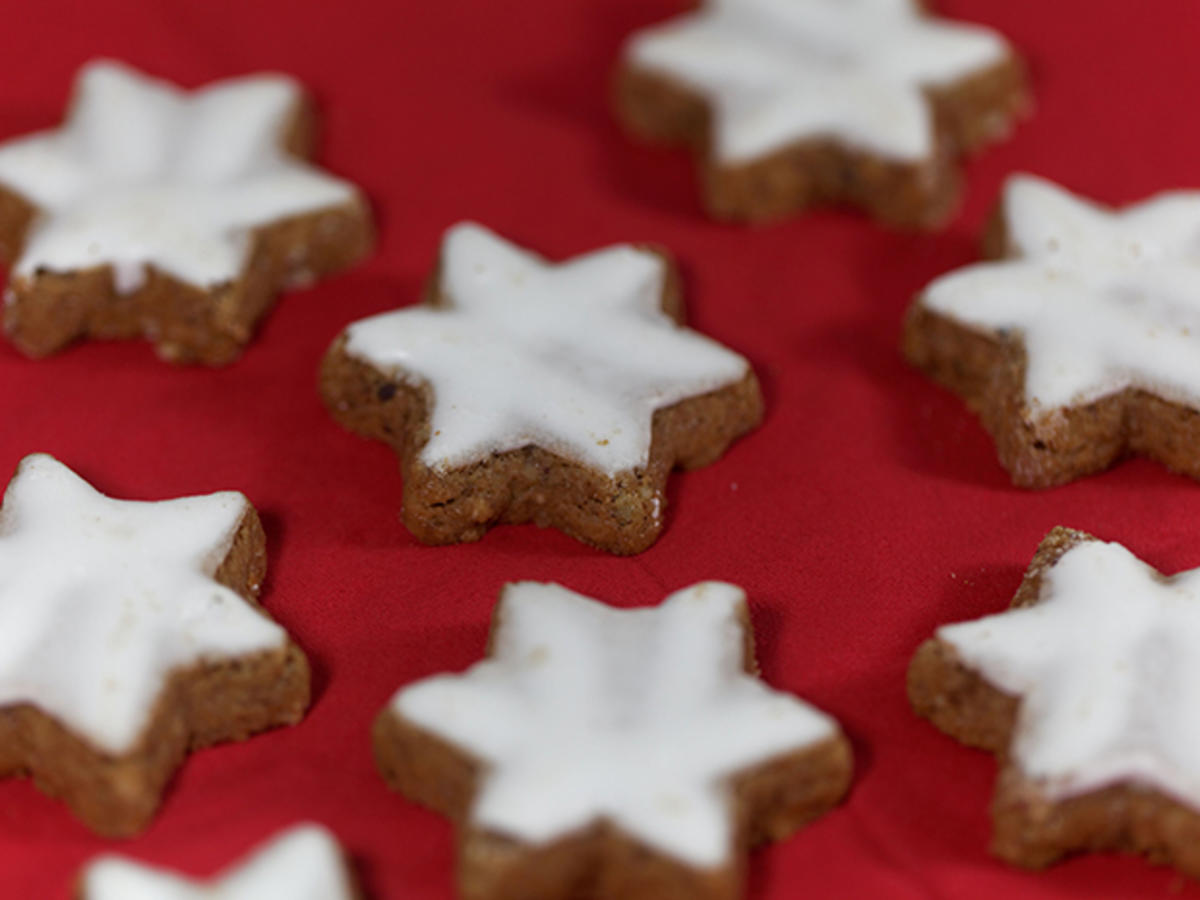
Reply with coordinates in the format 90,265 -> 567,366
4,0 -> 1200,896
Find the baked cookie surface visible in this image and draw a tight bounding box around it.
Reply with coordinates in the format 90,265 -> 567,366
79,823 -> 359,898
374,580 -> 851,900
0,59 -> 372,364
0,453 -> 309,836
905,174 -> 1200,487
910,526 -> 1200,875
616,0 -> 1027,226
321,222 -> 762,554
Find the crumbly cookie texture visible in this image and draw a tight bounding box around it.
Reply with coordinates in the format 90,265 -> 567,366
320,222 -> 762,555
0,453 -> 309,836
0,59 -> 373,364
78,823 -> 359,899
373,581 -> 852,900
909,526 -> 1200,875
615,0 -> 1027,226
905,174 -> 1200,487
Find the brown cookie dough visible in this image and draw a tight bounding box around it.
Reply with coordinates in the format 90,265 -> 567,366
909,526 -> 1200,875
0,61 -> 373,365
320,223 -> 762,555
614,1 -> 1028,227
373,581 -> 852,900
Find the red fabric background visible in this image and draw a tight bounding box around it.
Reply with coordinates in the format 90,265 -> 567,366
2,0 -> 1200,896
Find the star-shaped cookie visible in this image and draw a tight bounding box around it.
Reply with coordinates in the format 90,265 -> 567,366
616,0 -> 1027,225
0,454 -> 308,836
0,59 -> 372,364
79,823 -> 358,899
909,527 -> 1200,875
905,174 -> 1200,487
373,581 -> 851,900
320,222 -> 762,554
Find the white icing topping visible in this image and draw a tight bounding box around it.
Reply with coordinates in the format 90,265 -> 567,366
394,581 -> 839,868
0,454 -> 287,754
625,0 -> 1009,162
342,222 -> 751,475
922,174 -> 1200,415
939,539 -> 1200,808
0,60 -> 357,291
81,823 -> 355,899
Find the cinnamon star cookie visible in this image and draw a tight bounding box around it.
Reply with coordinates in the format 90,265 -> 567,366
0,454 -> 308,836
905,174 -> 1200,487
320,222 -> 762,554
374,581 -> 851,900
0,60 -> 372,364
79,823 -> 358,898
910,526 -> 1200,875
616,0 -> 1027,226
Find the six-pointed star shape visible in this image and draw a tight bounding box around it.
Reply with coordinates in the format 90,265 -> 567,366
343,222 -> 751,473
908,174 -> 1200,486
0,59 -> 368,362
910,527 -> 1200,873
325,221 -> 761,553
374,581 -> 850,900
0,453 -> 306,835
81,824 -> 357,899
626,0 -> 1010,164
617,0 -> 1022,224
